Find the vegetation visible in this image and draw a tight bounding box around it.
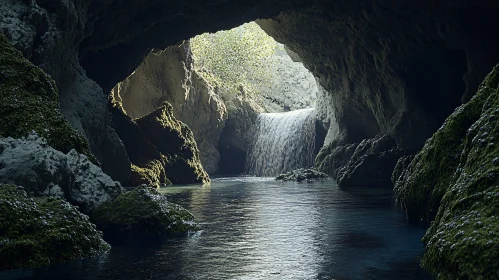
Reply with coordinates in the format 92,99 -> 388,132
190,22 -> 282,94
0,33 -> 97,163
91,185 -> 200,234
0,185 -> 110,270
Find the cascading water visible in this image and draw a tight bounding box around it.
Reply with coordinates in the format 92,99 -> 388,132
245,108 -> 316,177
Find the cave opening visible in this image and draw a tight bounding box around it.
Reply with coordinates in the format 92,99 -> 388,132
110,21 -> 327,178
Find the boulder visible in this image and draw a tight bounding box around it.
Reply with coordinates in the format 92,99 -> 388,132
0,134 -> 123,213
0,184 -> 110,270
276,168 -> 329,182
92,185 -> 200,234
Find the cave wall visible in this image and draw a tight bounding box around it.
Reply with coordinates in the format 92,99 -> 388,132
258,0 -> 499,152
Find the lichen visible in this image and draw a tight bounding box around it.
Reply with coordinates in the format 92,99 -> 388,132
0,184 -> 110,270
91,185 -> 200,234
0,33 -> 97,163
393,66 -> 498,224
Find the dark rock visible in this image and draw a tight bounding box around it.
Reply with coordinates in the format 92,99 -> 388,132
316,135 -> 402,188
276,168 -> 329,182
110,100 -> 209,186
396,65 -> 499,279
91,185 -> 200,234
0,184 -> 110,270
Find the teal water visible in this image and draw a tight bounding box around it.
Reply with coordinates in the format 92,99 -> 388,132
0,177 -> 432,280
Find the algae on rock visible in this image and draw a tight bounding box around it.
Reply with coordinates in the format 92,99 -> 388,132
393,66 -> 498,224
92,185 -> 200,234
394,65 -> 499,279
0,33 -> 96,163
0,184 -> 110,270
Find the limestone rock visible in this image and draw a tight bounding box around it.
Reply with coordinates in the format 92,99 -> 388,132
136,102 -> 210,184
0,134 -> 123,213
0,184 -> 110,270
111,42 -> 227,174
276,168 -> 329,182
92,185 -> 200,234
0,1 -> 131,183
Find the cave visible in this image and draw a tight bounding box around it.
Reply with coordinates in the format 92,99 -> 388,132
1,0 -> 499,278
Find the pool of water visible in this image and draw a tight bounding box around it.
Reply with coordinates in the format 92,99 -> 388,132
1,177 -> 433,280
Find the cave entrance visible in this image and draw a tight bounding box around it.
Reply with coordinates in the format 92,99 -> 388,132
111,21 -> 326,178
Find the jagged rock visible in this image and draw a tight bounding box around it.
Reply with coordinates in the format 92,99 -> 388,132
0,32 -> 96,163
393,67 -> 498,225
0,2 -> 131,183
136,102 -> 209,184
111,42 -> 228,174
394,65 -> 499,280
315,135 -> 402,188
0,134 -> 123,213
92,185 -> 200,234
276,168 -> 329,182
0,184 -> 110,270
110,101 -> 209,186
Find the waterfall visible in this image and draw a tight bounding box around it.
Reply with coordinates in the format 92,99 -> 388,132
245,108 -> 316,177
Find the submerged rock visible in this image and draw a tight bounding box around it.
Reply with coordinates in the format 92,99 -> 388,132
276,168 -> 329,182
0,184 -> 110,270
395,65 -> 499,279
92,185 -> 200,234
0,134 -> 123,213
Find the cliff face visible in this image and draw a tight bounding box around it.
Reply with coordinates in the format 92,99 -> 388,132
111,42 -> 227,174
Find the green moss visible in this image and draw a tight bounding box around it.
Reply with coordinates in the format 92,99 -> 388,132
0,184 -> 110,270
92,185 -> 200,234
393,66 -> 498,224
0,33 -> 97,163
420,66 -> 499,279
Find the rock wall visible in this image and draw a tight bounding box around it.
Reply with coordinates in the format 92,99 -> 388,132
394,65 -> 499,280
111,42 -> 227,174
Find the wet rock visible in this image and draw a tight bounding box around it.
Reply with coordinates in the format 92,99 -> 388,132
276,168 -> 329,182
396,65 -> 499,279
92,185 -> 200,234
0,184 -> 110,270
0,134 -> 123,213
316,135 -> 402,188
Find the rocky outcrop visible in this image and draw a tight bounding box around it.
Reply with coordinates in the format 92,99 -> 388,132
0,33 -> 96,163
315,135 -> 402,188
0,134 -> 123,213
393,65 -> 499,280
92,185 -> 200,234
0,1 -> 130,183
276,168 -> 328,182
110,100 -> 209,186
111,42 -> 227,174
0,184 -> 110,270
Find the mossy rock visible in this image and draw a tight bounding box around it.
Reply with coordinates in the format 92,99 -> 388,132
393,66 -> 498,224
0,184 -> 110,270
92,185 -> 200,234
420,65 -> 499,279
0,33 -> 97,163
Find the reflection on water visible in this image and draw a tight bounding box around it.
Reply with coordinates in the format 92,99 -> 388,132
0,178 -> 433,280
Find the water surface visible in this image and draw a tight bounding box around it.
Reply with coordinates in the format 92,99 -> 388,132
1,177 -> 432,280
